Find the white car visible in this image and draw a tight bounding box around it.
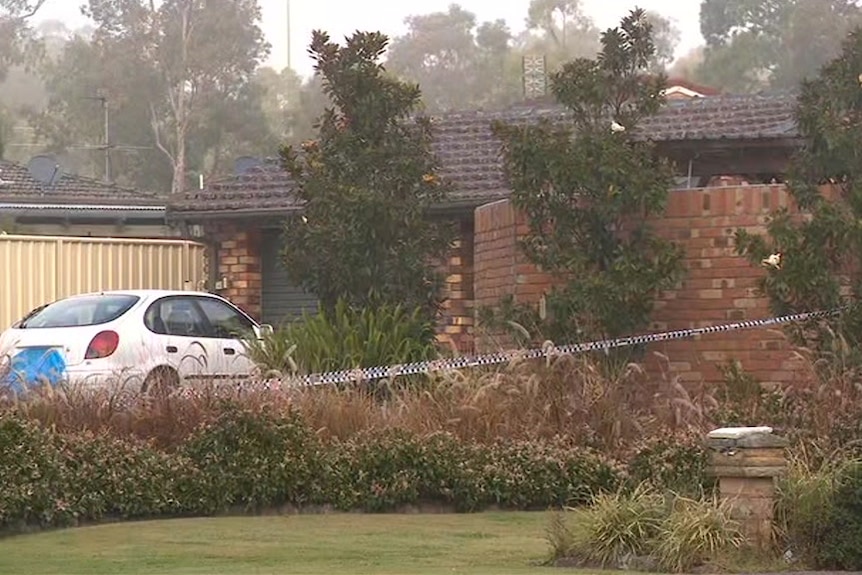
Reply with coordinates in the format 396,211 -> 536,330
0,289 -> 272,393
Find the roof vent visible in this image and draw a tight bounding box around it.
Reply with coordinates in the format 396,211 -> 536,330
234,156 -> 263,176
27,154 -> 62,186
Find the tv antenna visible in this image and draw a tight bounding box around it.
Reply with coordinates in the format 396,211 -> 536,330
83,94 -> 112,183
80,93 -> 152,183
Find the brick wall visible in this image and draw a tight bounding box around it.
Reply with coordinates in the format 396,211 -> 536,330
208,222 -> 263,320
472,185 -> 814,385
208,218 -> 475,350
436,218 -> 475,353
473,200 -> 552,349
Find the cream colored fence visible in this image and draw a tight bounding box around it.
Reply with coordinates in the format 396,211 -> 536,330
0,234 -> 206,329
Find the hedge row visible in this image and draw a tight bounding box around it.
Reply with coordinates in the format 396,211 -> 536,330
0,405 -> 709,532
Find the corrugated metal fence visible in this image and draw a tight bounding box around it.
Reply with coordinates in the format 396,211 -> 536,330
0,234 -> 206,329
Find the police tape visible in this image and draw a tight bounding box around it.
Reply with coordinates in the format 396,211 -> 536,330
289,306 -> 851,387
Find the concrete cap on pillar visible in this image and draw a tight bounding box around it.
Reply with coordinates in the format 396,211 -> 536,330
706,426 -> 789,450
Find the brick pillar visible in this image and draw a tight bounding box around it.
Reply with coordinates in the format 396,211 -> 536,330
707,427 -> 788,549
473,199 -> 556,351
214,224 -> 263,320
437,218 -> 475,353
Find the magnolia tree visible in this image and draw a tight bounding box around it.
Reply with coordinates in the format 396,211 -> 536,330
279,31 -> 454,322
736,28 -> 862,351
486,8 -> 685,347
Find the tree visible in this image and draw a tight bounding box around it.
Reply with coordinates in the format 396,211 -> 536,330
0,107 -> 8,157
30,33 -> 174,189
735,28 -> 862,352
385,5 -> 520,111
668,46 -> 705,81
279,30 -> 455,320
78,0 -> 270,195
644,11 -> 680,72
697,0 -> 862,91
489,8 -> 685,346
31,0 -> 271,191
0,0 -> 45,81
521,0 -> 601,68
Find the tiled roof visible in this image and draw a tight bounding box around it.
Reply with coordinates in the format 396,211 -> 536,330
0,160 -> 163,206
171,91 -> 801,214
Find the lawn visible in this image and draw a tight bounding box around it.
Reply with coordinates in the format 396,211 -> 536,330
0,511 -> 584,575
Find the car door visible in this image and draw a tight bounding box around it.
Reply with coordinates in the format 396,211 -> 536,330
191,295 -> 258,382
143,296 -> 220,384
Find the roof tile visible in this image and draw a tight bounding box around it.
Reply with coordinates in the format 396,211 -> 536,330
172,91 -> 801,213
0,160 -> 162,206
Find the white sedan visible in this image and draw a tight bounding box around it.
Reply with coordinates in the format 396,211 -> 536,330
0,289 -> 272,393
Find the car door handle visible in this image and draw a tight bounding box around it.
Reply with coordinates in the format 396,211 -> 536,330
166,346 -> 178,353
224,347 -> 236,355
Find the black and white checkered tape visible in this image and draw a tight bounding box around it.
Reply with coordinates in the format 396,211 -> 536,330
288,306 -> 847,387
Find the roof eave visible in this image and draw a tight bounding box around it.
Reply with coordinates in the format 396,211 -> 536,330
653,135 -> 804,150
0,203 -> 167,219
167,196 -> 501,221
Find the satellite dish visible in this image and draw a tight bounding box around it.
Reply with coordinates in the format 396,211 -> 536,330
234,156 -> 262,176
27,154 -> 61,186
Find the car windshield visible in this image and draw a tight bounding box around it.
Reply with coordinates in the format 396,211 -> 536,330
17,294 -> 140,329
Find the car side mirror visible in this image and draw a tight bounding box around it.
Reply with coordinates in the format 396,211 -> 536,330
256,323 -> 274,338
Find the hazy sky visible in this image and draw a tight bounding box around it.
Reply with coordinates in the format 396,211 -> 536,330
35,0 -> 703,77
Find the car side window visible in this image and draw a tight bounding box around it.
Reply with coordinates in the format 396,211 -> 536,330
145,297 -> 209,337
194,297 -> 255,339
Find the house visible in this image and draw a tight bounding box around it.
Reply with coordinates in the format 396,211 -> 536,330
0,156 -> 173,238
169,91 -> 807,384
663,77 -> 721,100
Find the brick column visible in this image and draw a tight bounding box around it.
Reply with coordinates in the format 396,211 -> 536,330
437,218 -> 475,354
212,223 -> 263,320
707,427 -> 788,549
473,200 -> 556,351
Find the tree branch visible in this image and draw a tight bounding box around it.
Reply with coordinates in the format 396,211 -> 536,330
149,102 -> 176,165
8,0 -> 47,21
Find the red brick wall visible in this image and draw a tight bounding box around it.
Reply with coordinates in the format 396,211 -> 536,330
437,218 -> 475,353
472,185 -> 814,385
209,219 -> 475,351
208,222 -> 263,320
473,200 -> 552,349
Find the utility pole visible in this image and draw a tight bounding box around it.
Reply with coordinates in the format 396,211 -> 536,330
287,0 -> 291,70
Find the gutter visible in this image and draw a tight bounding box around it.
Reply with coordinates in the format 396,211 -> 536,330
166,195 -> 508,221
0,203 -> 166,219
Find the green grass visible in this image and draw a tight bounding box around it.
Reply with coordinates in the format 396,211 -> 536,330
0,512 -> 587,575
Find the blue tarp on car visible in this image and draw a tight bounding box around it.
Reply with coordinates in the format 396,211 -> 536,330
2,347 -> 66,394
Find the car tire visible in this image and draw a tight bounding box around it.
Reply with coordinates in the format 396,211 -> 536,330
141,367 -> 180,396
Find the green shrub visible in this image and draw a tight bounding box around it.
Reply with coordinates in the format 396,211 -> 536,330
781,455 -> 862,570
240,332 -> 298,378
247,298 -> 438,376
549,485 -> 744,573
1,407 -> 624,531
774,450 -> 850,564
0,415 -> 73,529
651,495 -> 745,573
626,432 -> 713,497
320,431 -> 622,513
181,403 -> 323,512
565,483 -> 666,568
816,461 -> 862,569
480,440 -> 620,510
0,414 -> 198,530
323,429 -> 434,511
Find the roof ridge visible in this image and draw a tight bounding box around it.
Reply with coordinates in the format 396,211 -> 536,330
173,90 -> 803,214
